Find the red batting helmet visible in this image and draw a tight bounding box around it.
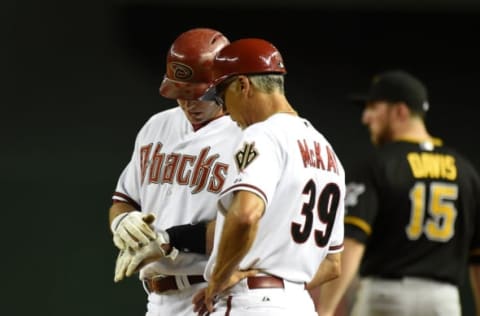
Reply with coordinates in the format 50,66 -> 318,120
159,28 -> 230,100
200,38 -> 287,101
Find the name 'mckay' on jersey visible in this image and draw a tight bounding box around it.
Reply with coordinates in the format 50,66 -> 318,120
297,139 -> 340,174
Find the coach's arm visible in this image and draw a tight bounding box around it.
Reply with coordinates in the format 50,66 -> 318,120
307,252 -> 341,290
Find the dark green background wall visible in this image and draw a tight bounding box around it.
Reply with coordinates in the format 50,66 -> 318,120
7,1 -> 480,315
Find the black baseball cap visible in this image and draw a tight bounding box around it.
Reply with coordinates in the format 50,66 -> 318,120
351,70 -> 430,113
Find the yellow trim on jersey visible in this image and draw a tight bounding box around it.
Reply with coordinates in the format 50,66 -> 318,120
395,137 -> 443,147
345,215 -> 372,235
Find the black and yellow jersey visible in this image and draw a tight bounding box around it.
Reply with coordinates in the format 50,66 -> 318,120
345,139 -> 480,286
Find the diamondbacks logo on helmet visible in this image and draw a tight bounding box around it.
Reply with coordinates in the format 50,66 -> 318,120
235,142 -> 258,171
169,62 -> 193,81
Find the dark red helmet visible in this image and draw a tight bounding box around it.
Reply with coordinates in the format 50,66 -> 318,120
159,28 -> 230,100
201,38 -> 286,101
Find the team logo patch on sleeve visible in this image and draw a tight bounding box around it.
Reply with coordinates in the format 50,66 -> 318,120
345,182 -> 366,209
235,142 -> 258,171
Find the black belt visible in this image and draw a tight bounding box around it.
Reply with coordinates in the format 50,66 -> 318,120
143,275 -> 206,293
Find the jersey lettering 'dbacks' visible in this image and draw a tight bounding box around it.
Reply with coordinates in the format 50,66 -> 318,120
113,107 -> 242,276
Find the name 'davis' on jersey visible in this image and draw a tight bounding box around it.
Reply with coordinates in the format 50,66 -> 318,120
297,139 -> 339,174
407,152 -> 457,180
139,142 -> 229,193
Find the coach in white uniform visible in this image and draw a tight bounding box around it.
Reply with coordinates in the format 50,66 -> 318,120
108,28 -> 242,316
192,38 -> 346,315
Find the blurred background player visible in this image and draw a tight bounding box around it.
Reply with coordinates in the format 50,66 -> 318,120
108,28 -> 242,316
317,70 -> 480,316
192,38 -> 346,315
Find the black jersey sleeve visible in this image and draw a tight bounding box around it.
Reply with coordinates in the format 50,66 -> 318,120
469,166 -> 480,265
344,153 -> 381,244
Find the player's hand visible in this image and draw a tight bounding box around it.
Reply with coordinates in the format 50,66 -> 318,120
124,231 -> 179,277
114,248 -> 134,282
111,211 -> 157,250
120,231 -> 179,280
192,269 -> 259,315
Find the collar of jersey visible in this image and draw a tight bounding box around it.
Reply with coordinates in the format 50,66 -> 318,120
191,114 -> 227,132
394,137 -> 443,147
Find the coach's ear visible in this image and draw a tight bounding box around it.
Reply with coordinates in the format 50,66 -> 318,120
236,75 -> 253,98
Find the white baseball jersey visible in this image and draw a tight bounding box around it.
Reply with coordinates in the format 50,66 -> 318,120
112,106 -> 242,278
206,113 -> 346,283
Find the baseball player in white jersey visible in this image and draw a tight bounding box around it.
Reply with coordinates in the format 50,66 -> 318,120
192,38 -> 346,315
109,28 -> 242,316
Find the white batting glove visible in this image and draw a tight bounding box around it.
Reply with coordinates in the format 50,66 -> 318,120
111,211 -> 157,250
114,248 -> 133,282
121,231 -> 178,280
114,230 -> 178,282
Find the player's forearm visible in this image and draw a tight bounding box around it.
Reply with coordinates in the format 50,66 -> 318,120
109,201 -> 136,225
111,199 -> 215,255
316,238 -> 364,315
166,220 -> 216,255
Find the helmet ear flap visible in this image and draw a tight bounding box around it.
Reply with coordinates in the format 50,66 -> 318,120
159,28 -> 230,100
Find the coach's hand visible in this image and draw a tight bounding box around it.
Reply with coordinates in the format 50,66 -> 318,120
111,211 -> 157,250
192,269 -> 258,315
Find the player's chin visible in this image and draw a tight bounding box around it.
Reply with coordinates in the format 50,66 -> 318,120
232,119 -> 245,129
229,116 -> 243,129
188,115 -> 207,125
